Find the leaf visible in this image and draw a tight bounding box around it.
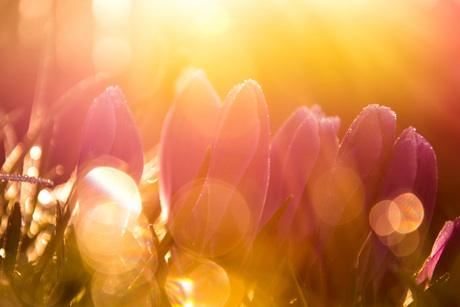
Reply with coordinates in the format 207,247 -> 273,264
2,202 -> 22,277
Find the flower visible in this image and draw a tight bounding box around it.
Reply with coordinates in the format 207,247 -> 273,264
269,104 -> 438,305
159,70 -> 270,258
417,218 -> 460,287
402,217 -> 460,306
300,105 -> 396,301
257,106 -> 339,259
358,126 -> 438,304
77,86 -> 144,184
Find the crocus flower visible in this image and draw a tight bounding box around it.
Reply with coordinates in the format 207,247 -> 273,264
287,104 -> 437,305
159,70 -> 270,258
358,126 -> 438,304
257,106 -> 339,259
401,217 -> 460,306
303,105 -> 396,301
78,86 -> 144,184
416,217 -> 460,288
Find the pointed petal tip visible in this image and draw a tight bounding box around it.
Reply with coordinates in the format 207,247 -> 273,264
363,104 -> 396,118
174,69 -> 221,110
187,69 -> 212,87
229,78 -> 268,116
96,86 -> 127,108
242,78 -> 262,89
294,106 -> 310,116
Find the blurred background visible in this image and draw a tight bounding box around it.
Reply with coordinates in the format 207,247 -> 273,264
1,0 -> 460,248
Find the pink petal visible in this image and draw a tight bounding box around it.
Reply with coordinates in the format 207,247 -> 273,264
417,218 -> 460,285
379,127 -> 437,236
359,128 -> 438,298
413,131 -> 438,237
78,88 -> 116,168
207,80 -> 270,241
321,104 -> 397,225
260,107 -> 320,241
109,89 -> 144,184
289,114 -> 340,258
337,104 -> 396,183
307,105 -> 396,300
159,70 -> 221,211
78,86 -> 144,183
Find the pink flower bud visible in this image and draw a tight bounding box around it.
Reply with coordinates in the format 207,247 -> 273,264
159,71 -> 221,214
307,104 -> 397,301
359,127 -> 438,304
78,86 -> 144,184
416,218 -> 460,287
159,72 -> 270,257
260,106 -> 340,249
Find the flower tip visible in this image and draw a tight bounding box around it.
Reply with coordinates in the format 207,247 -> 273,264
188,69 -> 209,84
183,69 -> 211,88
310,104 -> 326,117
174,69 -> 220,110
96,85 -> 126,108
242,78 -> 262,90
364,104 -> 396,118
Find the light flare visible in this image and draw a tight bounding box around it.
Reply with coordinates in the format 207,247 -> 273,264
169,178 -> 250,257
370,200 -> 401,237
38,189 -> 51,205
92,36 -> 131,76
91,267 -> 159,307
27,167 -> 38,177
370,193 -> 424,257
92,0 -> 131,27
313,167 -> 365,225
165,258 -> 230,307
195,5 -> 231,36
30,146 -> 42,160
392,193 -> 424,234
73,167 -> 154,275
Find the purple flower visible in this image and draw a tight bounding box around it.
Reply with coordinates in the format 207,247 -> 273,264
278,104 -> 438,305
307,105 -> 397,299
159,71 -> 270,257
416,217 -> 460,287
258,106 -> 339,254
78,86 -> 144,184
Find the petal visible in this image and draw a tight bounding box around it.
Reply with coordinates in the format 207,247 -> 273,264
337,104 -> 396,183
78,87 -> 117,175
109,87 -> 144,184
379,127 -> 437,237
307,105 -> 396,300
416,219 -> 458,284
289,114 -> 340,266
321,105 -> 397,225
378,128 -> 418,199
413,131 -> 438,236
260,107 -> 320,241
359,128 -> 438,300
208,79 -> 270,239
417,217 -> 460,286
159,70 -> 221,211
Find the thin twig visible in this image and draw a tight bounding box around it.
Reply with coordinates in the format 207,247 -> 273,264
0,173 -> 53,187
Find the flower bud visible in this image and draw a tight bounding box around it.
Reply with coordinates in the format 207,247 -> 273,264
78,86 -> 144,184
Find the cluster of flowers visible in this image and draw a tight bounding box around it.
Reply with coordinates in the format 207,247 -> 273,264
74,70 -> 457,306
